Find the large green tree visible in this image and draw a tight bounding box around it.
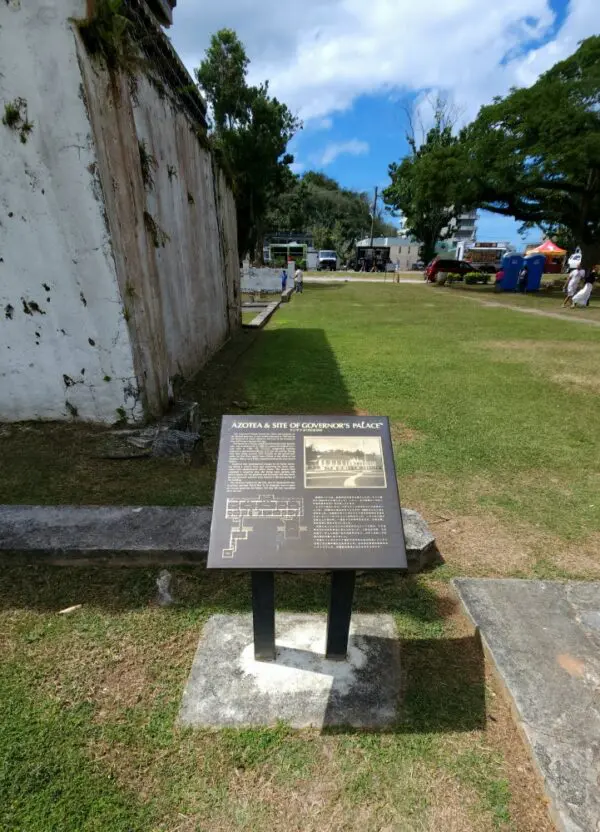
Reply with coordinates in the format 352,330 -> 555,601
196,29 -> 300,259
383,105 -> 461,263
456,36 -> 600,268
266,171 -> 395,261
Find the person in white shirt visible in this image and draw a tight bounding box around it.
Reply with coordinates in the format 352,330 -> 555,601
294,267 -> 304,293
563,267 -> 585,306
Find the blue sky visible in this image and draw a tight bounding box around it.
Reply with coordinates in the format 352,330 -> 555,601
170,0 -> 597,246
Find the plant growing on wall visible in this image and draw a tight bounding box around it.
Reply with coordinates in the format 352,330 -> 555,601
138,140 -> 158,190
144,211 -> 170,248
75,0 -> 138,73
2,98 -> 34,144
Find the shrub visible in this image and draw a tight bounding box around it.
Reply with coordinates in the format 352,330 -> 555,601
447,273 -> 462,285
465,272 -> 490,285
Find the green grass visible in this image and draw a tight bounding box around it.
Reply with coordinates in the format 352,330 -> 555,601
0,566 -> 517,831
447,281 -> 600,321
2,282 -> 599,546
2,280 -> 596,829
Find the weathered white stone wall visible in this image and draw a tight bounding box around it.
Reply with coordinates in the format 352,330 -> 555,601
0,0 -> 143,422
0,0 -> 240,423
241,264 -> 294,294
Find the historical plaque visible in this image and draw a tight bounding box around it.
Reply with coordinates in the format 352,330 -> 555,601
207,415 -> 407,571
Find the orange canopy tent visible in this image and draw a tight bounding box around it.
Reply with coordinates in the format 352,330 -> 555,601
528,240 -> 567,255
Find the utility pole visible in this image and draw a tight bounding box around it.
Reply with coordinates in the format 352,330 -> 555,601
369,186 -> 378,249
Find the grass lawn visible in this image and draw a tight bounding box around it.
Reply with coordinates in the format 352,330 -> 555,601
446,282 -> 600,322
306,270 -> 420,280
2,281 -> 599,830
241,310 -> 258,325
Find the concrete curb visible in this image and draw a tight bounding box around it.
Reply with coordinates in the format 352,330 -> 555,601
0,505 -> 438,570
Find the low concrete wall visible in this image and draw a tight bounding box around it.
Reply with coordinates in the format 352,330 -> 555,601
0,505 -> 438,571
241,262 -> 294,294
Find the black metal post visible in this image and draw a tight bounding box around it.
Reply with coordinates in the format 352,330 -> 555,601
251,571 -> 275,661
325,570 -> 356,660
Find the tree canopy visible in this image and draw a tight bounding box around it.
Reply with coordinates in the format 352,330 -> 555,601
456,36 -> 600,266
266,171 -> 396,261
383,103 -> 461,263
383,38 -> 600,267
196,29 -> 300,259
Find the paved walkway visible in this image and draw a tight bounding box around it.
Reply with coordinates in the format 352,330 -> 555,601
455,578 -> 600,832
452,292 -> 600,327
305,276 -> 423,284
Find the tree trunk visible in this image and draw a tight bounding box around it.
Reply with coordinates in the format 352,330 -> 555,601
580,241 -> 600,271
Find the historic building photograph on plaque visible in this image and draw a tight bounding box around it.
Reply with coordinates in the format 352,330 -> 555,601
304,435 -> 386,489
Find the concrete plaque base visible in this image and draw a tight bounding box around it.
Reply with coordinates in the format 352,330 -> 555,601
179,613 -> 401,729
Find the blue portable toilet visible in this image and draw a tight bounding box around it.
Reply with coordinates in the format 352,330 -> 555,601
497,254 -> 524,292
524,254 -> 545,292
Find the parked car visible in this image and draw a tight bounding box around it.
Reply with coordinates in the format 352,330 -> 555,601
425,258 -> 486,282
411,260 -> 425,271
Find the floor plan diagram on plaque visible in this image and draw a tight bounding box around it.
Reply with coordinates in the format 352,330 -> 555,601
222,496 -> 307,559
304,436 -> 386,489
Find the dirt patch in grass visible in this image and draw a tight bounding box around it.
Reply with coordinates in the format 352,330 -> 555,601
426,773 -> 494,832
390,420 -> 425,444
433,512 -> 600,580
483,660 -> 555,832
551,371 -> 600,393
446,589 -> 555,832
548,532 -> 600,578
435,514 -> 536,575
354,410 -> 424,444
484,340 -> 591,354
483,339 -> 600,394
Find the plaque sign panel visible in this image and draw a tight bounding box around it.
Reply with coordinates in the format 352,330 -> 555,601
207,415 -> 407,571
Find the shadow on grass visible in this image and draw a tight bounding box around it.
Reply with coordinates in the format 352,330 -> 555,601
0,566 -> 446,621
1,565 -> 483,734
321,631 -> 485,734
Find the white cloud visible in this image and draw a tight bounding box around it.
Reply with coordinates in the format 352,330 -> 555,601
315,117 -> 333,130
317,139 -> 369,166
170,0 -> 598,126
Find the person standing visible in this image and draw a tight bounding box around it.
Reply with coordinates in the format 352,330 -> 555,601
281,266 -> 288,294
563,266 -> 585,307
294,265 -> 304,293
517,264 -> 529,293
571,270 -> 596,308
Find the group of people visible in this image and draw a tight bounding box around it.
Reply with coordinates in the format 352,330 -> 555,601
516,262 -> 597,307
280,266 -> 304,294
562,266 -> 597,308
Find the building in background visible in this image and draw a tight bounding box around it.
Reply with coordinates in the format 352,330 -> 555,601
355,237 -> 423,271
443,210 -> 478,252
396,212 -> 409,236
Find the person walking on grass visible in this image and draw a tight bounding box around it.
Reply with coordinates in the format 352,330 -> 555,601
563,265 -> 585,307
571,270 -> 597,308
294,265 -> 304,293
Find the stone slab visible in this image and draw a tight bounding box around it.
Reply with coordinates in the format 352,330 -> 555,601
0,505 -> 211,563
453,578 -> 600,832
242,300 -> 280,328
0,505 -> 436,570
179,612 -> 400,728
